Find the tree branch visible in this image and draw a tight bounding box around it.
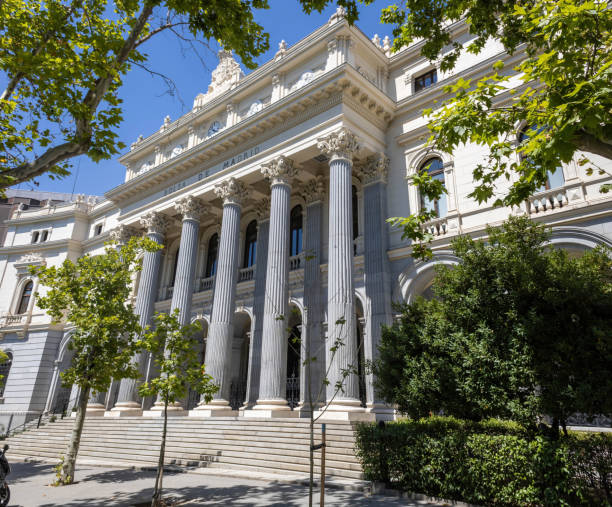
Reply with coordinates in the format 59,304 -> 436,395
135,21 -> 190,48
1,3 -> 154,187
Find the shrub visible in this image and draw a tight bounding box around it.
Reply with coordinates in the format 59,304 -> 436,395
355,417 -> 611,506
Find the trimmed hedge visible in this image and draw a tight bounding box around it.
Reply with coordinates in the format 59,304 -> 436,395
355,417 -> 612,506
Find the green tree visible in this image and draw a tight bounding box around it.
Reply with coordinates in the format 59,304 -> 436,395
0,0 -> 363,190
374,217 -> 612,435
32,236 -> 161,484
384,0 -> 612,253
137,310 -> 218,507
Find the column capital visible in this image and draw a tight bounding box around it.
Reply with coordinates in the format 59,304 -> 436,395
214,177 -> 249,206
109,224 -> 139,245
300,175 -> 326,204
254,197 -> 271,221
140,211 -> 170,237
261,156 -> 297,186
175,195 -> 208,221
317,127 -> 360,163
356,153 -> 389,185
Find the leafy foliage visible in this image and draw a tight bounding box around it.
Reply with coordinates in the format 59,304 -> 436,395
0,0 -> 364,190
33,236 -> 160,393
137,309 -> 217,506
31,236 -> 161,484
355,416 -> 612,505
374,217 -> 612,430
137,309 -> 217,407
385,0 -> 612,255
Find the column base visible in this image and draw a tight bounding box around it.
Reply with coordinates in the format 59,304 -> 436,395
243,400 -> 299,418
85,403 -> 106,417
188,399 -> 237,418
366,402 -> 396,421
142,401 -> 187,417
314,400 -> 375,422
107,401 -> 143,417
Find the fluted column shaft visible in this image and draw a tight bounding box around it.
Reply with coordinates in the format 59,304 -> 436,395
245,214 -> 269,405
302,198 -> 324,408
203,186 -> 244,404
363,180 -> 392,404
171,214 -> 201,325
258,182 -> 292,402
115,230 -> 164,408
326,156 -> 359,403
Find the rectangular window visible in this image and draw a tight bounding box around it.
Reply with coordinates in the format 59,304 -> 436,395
41,230 -> 49,242
31,231 -> 39,243
414,69 -> 437,93
95,224 -> 103,236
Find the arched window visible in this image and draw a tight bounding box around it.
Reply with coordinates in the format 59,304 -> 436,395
290,206 -> 303,256
170,248 -> 180,287
518,126 -> 565,191
352,185 -> 359,240
0,352 -> 13,398
17,280 -> 33,314
243,220 -> 257,268
420,157 -> 447,218
205,234 -> 219,278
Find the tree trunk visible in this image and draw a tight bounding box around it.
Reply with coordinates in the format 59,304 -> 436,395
61,384 -> 90,484
152,398 -> 168,507
309,417 -> 314,507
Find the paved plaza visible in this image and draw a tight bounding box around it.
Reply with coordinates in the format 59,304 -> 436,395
8,461 -> 446,506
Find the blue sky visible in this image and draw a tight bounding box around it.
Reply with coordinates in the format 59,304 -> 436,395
15,0 -> 392,198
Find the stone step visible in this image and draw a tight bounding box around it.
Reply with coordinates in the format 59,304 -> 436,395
7,416 -> 365,480
11,429 -> 355,448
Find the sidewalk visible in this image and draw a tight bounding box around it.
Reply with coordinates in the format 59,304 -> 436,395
9,461 -> 446,506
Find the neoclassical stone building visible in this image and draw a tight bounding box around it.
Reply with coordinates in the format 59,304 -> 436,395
1,9 -> 611,428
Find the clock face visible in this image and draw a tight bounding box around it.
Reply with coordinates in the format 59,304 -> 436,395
207,121 -> 221,137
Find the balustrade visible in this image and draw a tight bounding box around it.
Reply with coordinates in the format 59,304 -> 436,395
289,254 -> 302,271
238,266 -> 255,283
528,188 -> 568,214
422,217 -> 448,237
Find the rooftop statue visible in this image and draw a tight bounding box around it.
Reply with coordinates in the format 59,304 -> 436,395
193,50 -> 244,110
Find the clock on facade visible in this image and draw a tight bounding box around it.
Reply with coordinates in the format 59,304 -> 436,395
207,121 -> 221,137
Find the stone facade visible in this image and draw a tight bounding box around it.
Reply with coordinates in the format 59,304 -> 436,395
1,11 -> 611,427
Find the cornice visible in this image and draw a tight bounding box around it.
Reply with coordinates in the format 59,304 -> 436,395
0,238 -> 82,256
106,64 -> 394,207
395,48 -> 525,147
4,206 -> 91,226
387,19 -> 470,71
119,20 -> 362,163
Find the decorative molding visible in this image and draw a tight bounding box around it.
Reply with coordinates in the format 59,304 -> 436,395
300,175 -> 326,203
254,197 -> 271,221
109,225 -> 139,245
260,156 -> 297,186
193,50 -> 244,110
356,153 -> 390,185
317,127 -> 360,162
140,211 -> 170,236
214,177 -> 249,206
175,195 -> 208,222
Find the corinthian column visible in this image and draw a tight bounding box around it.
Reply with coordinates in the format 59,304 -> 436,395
315,127 -> 370,421
247,156 -> 298,418
151,196 -> 207,415
357,153 -> 394,419
111,212 -> 169,416
192,178 -> 248,416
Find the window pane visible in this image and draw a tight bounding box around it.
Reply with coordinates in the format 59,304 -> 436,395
547,169 -> 565,190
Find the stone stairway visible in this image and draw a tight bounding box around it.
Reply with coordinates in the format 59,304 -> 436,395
6,416 -> 364,480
